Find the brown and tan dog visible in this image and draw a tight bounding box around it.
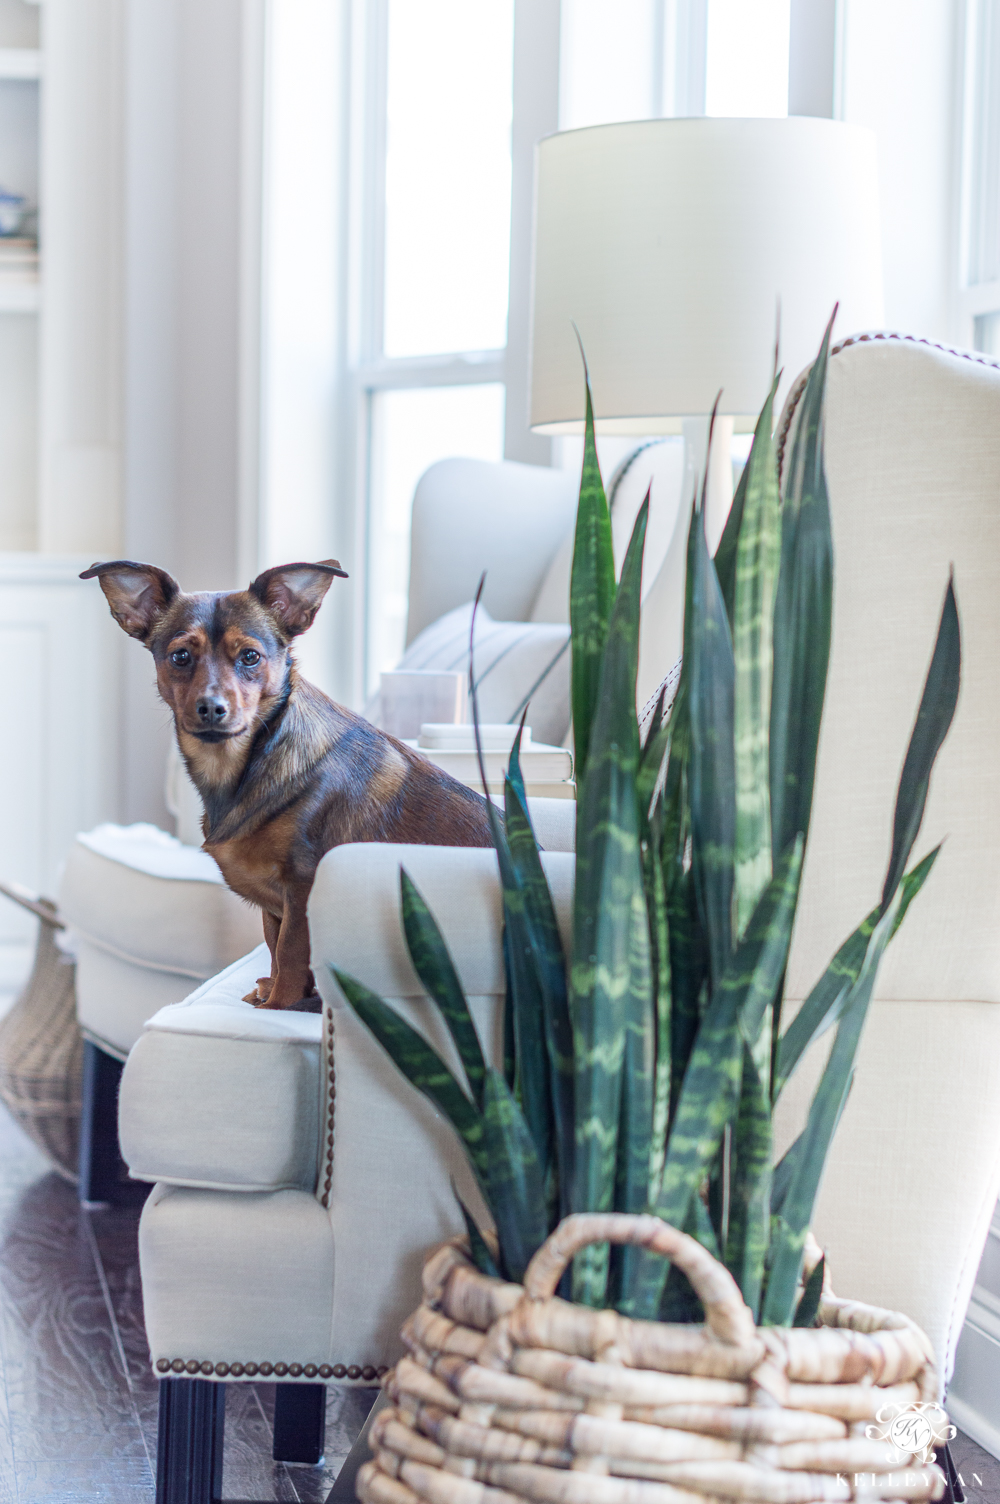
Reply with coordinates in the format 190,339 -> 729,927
82,558 -> 493,1010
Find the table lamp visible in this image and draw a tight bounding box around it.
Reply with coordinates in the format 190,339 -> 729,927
527,115 -> 884,707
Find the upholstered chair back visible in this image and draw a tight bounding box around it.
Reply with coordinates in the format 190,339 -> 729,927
775,334 -> 1000,1387
405,457 -> 576,644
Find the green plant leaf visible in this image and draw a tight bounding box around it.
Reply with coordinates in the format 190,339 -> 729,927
507,713 -> 530,817
659,1194 -> 717,1323
761,896 -> 898,1326
688,501 -> 736,993
656,698 -> 707,1123
630,842 -> 802,1318
724,1043 -> 772,1319
881,577 -> 961,908
713,441 -> 750,627
333,967 -> 488,1182
772,1075 -> 853,1218
481,1068 -> 550,1283
400,869 -> 487,1110
610,877 -> 656,1311
455,1190 -> 500,1279
469,605 -> 555,1182
570,357 -> 616,785
643,817 -> 672,1202
732,373 -> 782,942
503,771 -> 574,1217
793,1254 -> 825,1328
774,846 -> 941,1098
770,312 -> 836,866
570,497 -> 651,1308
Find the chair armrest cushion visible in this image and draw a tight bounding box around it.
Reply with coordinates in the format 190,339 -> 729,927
119,946 -> 322,1192
59,824 -> 261,976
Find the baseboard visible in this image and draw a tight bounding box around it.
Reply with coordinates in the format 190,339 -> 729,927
946,1392 -> 1000,1462
948,1310 -> 1000,1461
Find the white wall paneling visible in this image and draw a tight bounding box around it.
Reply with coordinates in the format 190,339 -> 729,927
121,0 -> 266,825
949,1203 -> 1000,1454
0,313 -> 37,549
0,0 -> 39,554
39,0 -> 124,557
0,556 -> 121,941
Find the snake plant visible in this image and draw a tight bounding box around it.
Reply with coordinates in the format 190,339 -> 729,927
336,316 -> 961,1325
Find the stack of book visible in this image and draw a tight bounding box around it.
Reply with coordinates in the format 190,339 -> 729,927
406,723 -> 575,798
0,238 -> 38,282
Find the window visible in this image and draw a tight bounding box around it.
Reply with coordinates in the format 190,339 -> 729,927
958,0 -> 1000,351
333,0 -> 794,704
354,0 -> 518,695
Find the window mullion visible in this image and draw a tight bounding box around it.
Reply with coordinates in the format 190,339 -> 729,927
504,0 -> 560,465
362,0 -> 389,365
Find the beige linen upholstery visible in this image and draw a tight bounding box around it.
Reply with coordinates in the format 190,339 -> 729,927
121,946 -> 322,1192
405,456 -> 576,642
773,334 -> 1000,1389
59,825 -> 261,1057
133,844 -> 574,1377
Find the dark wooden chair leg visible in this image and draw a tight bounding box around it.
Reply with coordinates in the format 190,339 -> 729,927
78,1038 -> 149,1207
272,1381 -> 327,1464
325,1390 -> 384,1501
156,1377 -> 225,1504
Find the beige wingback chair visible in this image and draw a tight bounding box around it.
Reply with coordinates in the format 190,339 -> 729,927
119,334 -> 1000,1499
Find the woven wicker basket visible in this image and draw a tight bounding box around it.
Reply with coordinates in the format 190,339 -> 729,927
0,882 -> 82,1181
360,1213 -> 947,1504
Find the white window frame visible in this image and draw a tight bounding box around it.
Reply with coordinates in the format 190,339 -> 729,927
956,0 -> 1000,348
333,0 -> 562,704
263,0 -> 717,710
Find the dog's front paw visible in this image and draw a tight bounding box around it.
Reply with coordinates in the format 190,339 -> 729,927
256,980 -> 322,1012
243,975 -> 275,1006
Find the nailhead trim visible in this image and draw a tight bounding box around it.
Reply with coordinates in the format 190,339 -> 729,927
156,1356 -> 388,1381
321,1004 -> 336,1207
775,329 -> 1000,478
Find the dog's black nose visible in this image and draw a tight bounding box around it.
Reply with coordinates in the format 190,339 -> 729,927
196,696 -> 229,725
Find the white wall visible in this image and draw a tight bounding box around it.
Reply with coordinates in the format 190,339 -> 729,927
39,0 -> 125,557
121,0 -> 261,825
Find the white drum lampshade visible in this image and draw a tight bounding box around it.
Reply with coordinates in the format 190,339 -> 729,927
528,116 -> 884,434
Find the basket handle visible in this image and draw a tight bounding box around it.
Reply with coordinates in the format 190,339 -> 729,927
0,880 -> 63,928
522,1212 -> 756,1348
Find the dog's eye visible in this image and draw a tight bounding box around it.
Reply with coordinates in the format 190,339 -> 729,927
240,649 -> 261,667
170,649 -> 191,667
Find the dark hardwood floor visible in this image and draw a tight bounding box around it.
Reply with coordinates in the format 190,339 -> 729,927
0,1100 -> 369,1501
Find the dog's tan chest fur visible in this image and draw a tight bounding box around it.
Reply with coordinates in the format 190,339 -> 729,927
207,807 -> 302,918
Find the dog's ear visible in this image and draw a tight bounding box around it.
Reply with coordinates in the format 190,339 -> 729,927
80,560 -> 180,643
250,559 -> 348,637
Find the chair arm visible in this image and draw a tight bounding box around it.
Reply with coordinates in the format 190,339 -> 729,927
119,947 -> 323,1193
308,841 -> 574,1004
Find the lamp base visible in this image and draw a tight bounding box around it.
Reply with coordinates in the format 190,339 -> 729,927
636,414 -> 735,715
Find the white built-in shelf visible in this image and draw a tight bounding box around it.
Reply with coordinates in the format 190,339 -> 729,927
0,49 -> 40,81
0,278 -> 38,312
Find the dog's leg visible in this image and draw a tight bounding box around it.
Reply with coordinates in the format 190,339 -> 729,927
256,882 -> 318,1010
244,909 -> 282,1005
